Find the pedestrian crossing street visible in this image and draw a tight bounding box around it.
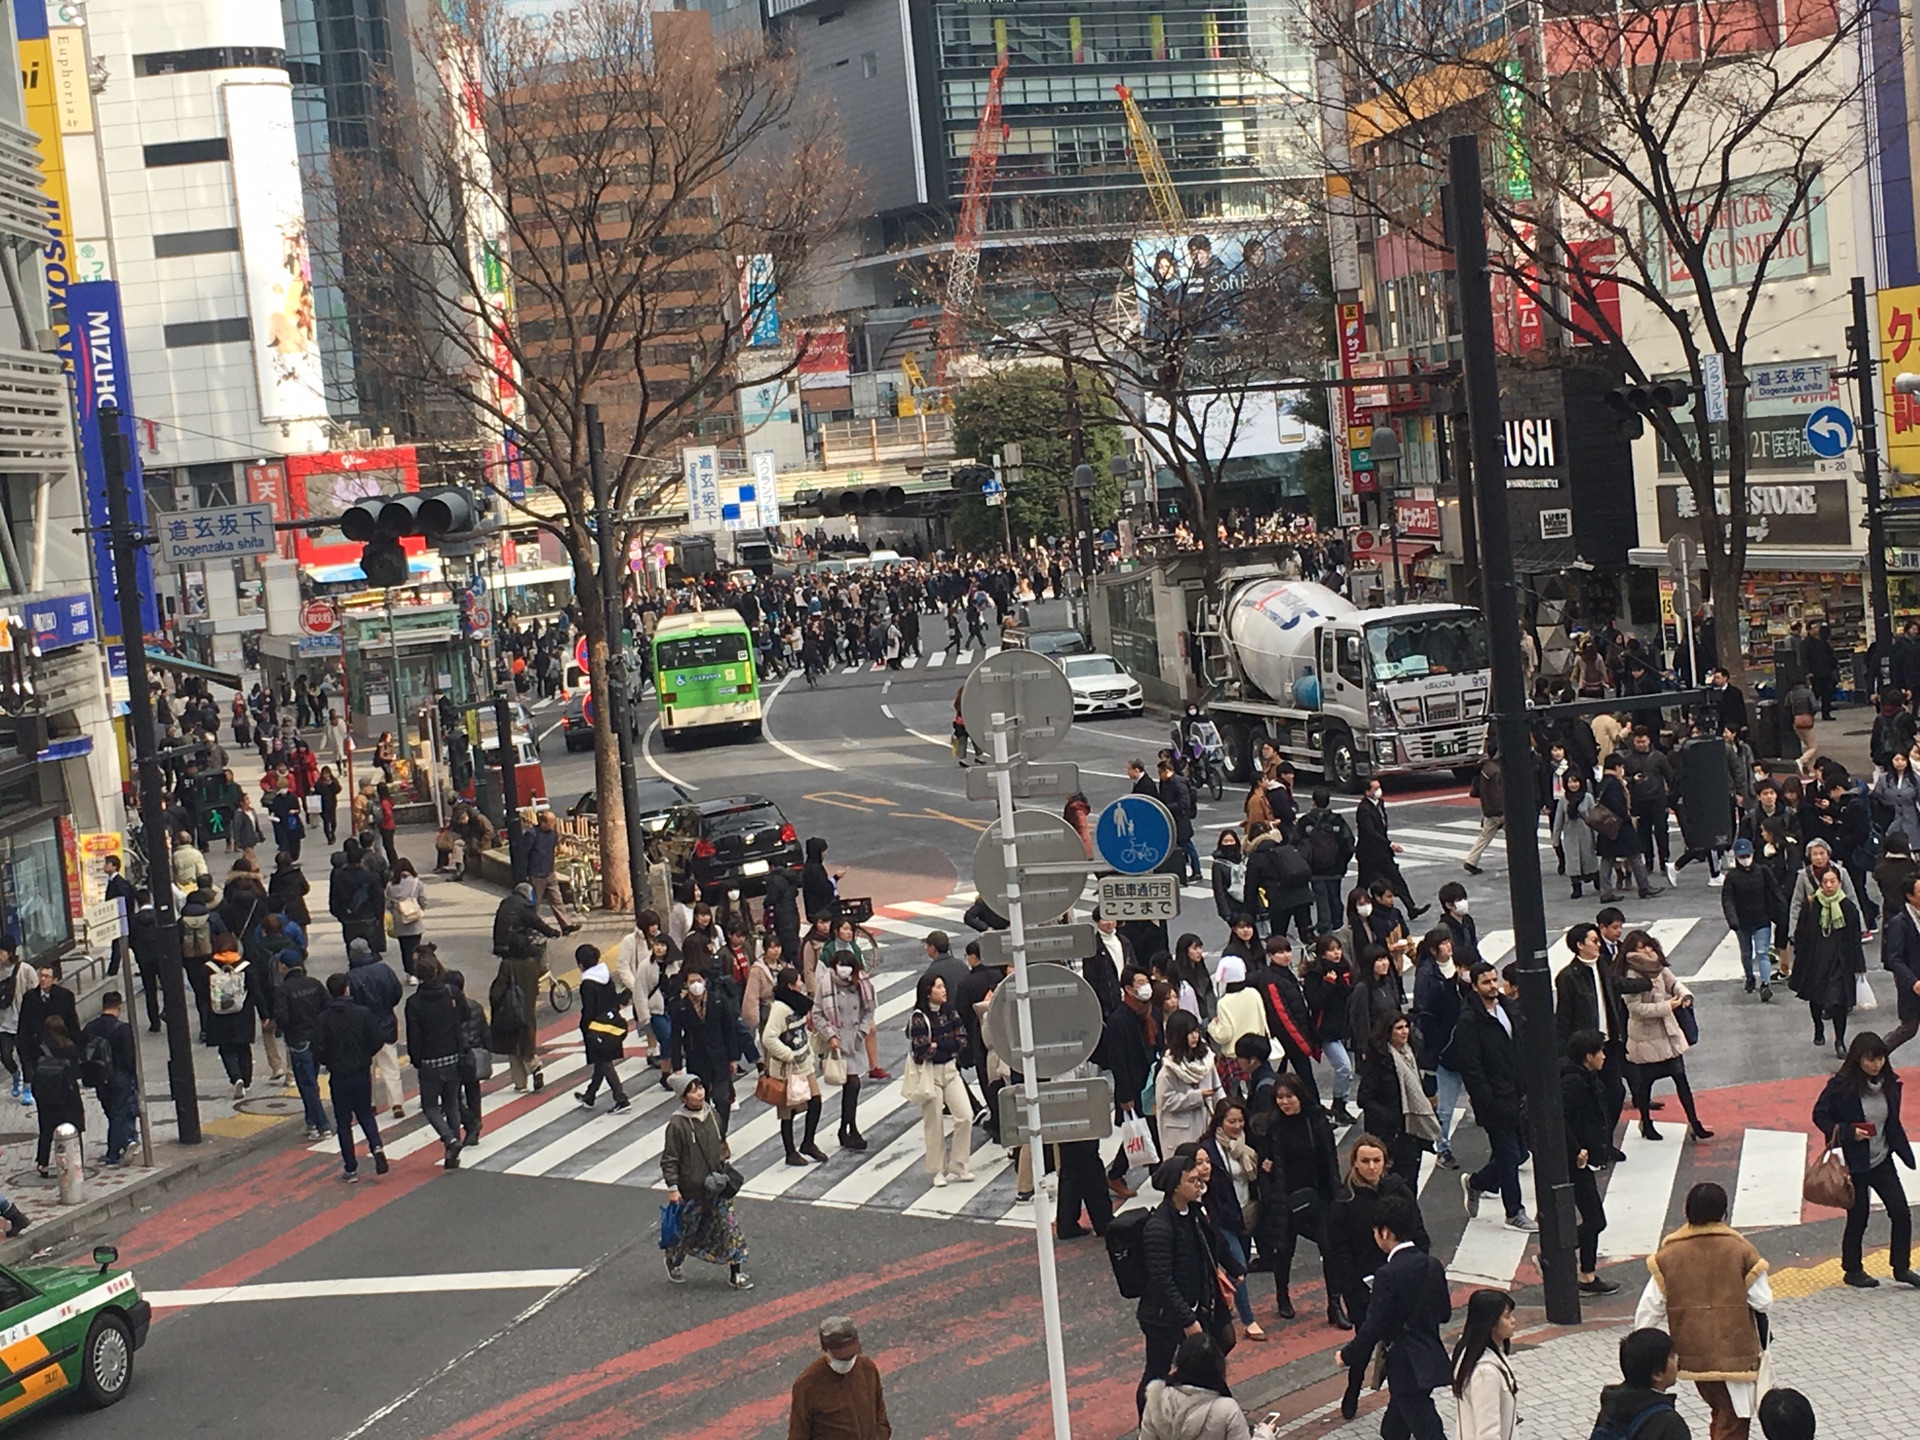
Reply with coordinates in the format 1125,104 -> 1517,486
314,867 -> 1834,1291
839,644 -> 1002,675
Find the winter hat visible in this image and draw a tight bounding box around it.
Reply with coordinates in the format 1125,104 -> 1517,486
1215,955 -> 1247,987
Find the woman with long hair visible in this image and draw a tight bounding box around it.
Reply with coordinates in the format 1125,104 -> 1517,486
1451,1288 -> 1519,1440
1813,1031 -> 1919,1290
1140,1333 -> 1267,1440
1156,1010 -> 1222,1153
1356,1012 -> 1443,1182
905,973 -> 975,1186
1346,945 -> 1404,1063
1200,1098 -> 1268,1342
1618,929 -> 1713,1141
1172,932 -> 1215,1018
810,937 -> 873,1152
1249,1072 -> 1345,1327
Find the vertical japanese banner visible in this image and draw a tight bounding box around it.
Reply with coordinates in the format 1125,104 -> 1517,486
1337,301 -> 1367,427
59,817 -> 82,923
683,447 -> 720,528
1879,285 -> 1920,493
246,460 -> 292,558
68,280 -> 161,640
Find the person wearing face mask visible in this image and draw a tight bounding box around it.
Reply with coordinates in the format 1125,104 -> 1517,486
1437,882 -> 1482,970
1250,1073 -> 1344,1328
788,1316 -> 888,1437
670,962 -> 743,1136
762,965 -> 827,1165
1356,780 -> 1427,919
1410,933 -> 1468,1172
1210,828 -> 1246,926
1102,967 -> 1164,1197
660,1075 -> 750,1291
811,941 -> 873,1152
1721,839 -> 1777,1000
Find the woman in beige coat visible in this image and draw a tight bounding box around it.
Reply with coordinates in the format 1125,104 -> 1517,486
760,966 -> 826,1166
1620,932 -> 1713,1142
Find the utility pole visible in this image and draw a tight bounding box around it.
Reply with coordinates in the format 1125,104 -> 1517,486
1447,134 -> 1578,1326
101,403 -> 201,1146
494,690 -> 524,884
586,403 -> 646,912
1850,275 -> 1893,686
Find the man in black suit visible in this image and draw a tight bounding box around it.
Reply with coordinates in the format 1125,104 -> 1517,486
1338,1195 -> 1450,1436
1356,779 -> 1426,918
1555,921 -> 1646,1147
1449,962 -> 1534,1231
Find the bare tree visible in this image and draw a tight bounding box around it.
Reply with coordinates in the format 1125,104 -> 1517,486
943,220 -> 1327,588
1301,0 -> 1880,683
330,0 -> 852,905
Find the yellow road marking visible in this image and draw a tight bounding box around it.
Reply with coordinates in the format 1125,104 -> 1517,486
803,790 -> 898,811
914,808 -> 989,832
1770,1246 -> 1895,1298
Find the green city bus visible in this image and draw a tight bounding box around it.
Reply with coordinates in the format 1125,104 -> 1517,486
652,609 -> 763,746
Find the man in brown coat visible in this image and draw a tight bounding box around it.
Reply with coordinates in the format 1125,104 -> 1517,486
788,1315 -> 890,1440
1634,1182 -> 1773,1440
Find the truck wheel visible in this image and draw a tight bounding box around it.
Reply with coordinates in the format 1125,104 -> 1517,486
1324,730 -> 1362,793
1219,723 -> 1250,783
79,1312 -> 134,1409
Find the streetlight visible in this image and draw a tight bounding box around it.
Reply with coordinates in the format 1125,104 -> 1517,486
1370,425 -> 1404,605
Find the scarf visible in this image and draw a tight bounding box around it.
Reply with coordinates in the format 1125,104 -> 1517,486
1214,1128 -> 1258,1183
1161,1053 -> 1212,1091
1818,888 -> 1848,935
773,982 -> 812,1020
1391,1042 -> 1443,1143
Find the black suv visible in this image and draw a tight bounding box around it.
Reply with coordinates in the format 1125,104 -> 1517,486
668,794 -> 801,896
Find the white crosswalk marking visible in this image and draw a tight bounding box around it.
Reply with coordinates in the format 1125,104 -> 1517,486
1733,1129 -> 1809,1229
842,664 -> 860,675
1687,932 -> 1747,984
502,1080 -> 680,1177
1447,1159 -> 1536,1286
984,645 -> 1002,658
1599,1126 -> 1687,1258
928,652 -> 947,668
901,655 -> 918,669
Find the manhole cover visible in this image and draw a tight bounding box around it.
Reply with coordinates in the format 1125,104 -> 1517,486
235,1096 -> 302,1117
0,1132 -> 35,1145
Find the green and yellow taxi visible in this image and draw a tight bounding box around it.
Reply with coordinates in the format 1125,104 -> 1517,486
0,1246 -> 148,1426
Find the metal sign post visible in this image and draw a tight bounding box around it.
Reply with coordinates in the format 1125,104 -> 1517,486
987,709 -> 1072,1440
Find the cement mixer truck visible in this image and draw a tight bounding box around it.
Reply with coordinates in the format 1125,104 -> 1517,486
1193,571 -> 1492,791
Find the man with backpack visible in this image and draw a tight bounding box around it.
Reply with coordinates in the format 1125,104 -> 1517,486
1246,822 -> 1315,944
274,956 -> 332,1140
312,971 -> 388,1182
81,992 -> 138,1165
1126,1147 -> 1236,1418
446,968 -> 488,1148
1592,1328 -> 1693,1440
179,879 -> 225,1040
345,936 -> 406,1118
1462,742 -> 1505,876
1156,759 -> 1200,884
1299,790 -> 1355,933
206,942 -> 263,1099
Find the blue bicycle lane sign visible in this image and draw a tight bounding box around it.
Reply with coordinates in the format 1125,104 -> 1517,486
1095,794 -> 1176,875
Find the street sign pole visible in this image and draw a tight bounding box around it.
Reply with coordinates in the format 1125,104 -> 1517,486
988,710 -> 1071,1440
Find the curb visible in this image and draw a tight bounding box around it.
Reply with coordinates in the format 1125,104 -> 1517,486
0,1113 -> 300,1264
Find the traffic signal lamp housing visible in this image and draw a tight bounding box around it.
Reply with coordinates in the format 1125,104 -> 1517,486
341,486 -> 479,585
1603,379 -> 1694,438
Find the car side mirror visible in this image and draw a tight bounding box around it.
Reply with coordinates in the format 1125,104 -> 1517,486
93,1245 -> 118,1275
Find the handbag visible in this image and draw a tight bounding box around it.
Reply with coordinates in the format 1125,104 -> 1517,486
822,1053 -> 848,1086
1583,803 -> 1624,840
1855,973 -> 1879,1011
1676,1002 -> 1700,1047
1119,1113 -> 1161,1170
470,1046 -> 494,1080
394,895 -> 424,926
1803,1127 -> 1856,1210
754,1072 -> 787,1107
703,1163 -> 745,1200
785,1071 -> 812,1107
900,1057 -> 937,1103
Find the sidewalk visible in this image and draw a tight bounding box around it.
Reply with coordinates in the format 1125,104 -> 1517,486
1252,1249 -> 1918,1440
0,740 -> 630,1259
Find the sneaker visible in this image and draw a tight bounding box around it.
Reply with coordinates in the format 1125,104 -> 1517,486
728,1271 -> 754,1290
1461,1173 -> 1481,1220
443,1141 -> 462,1170
1579,1277 -> 1621,1295
20,1086 -> 34,1107
342,1168 -> 360,1184
665,1256 -> 685,1284
532,1072 -> 545,1092
948,1168 -> 976,1182
1434,1150 -> 1460,1171
932,1172 -> 950,1187
7,1075 -> 16,1099
373,1152 -> 391,1176
1744,978 -> 1756,994
1665,862 -> 1679,886
1505,1211 -> 1539,1233
610,1099 -> 633,1114
575,1091 -> 596,1109
1707,873 -> 1725,888
867,1067 -> 892,1081
1760,984 -> 1774,1003
231,1080 -> 246,1100
392,1105 -> 405,1119
1463,863 -> 1483,876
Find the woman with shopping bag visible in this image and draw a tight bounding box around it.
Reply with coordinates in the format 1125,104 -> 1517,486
1812,1031 -> 1920,1290
903,974 -> 976,1186
1791,865 -> 1867,1058
810,940 -> 873,1152
760,966 -> 826,1167
660,1075 -> 751,1290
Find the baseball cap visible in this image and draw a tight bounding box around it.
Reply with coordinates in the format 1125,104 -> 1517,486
1733,838 -> 1754,858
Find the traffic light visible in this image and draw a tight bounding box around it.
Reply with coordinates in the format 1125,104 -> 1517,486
342,487 -> 479,585
817,485 -> 907,516
1603,379 -> 1694,437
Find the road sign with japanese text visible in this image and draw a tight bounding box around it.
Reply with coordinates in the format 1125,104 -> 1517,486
156,503 -> 277,565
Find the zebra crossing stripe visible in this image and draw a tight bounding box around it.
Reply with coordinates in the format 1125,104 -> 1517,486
956,650 -> 973,665
1446,1158 -> 1536,1286
1734,1129 -> 1810,1228
901,655 -> 918,669
984,645 -> 1002,658
1599,1125 -> 1687,1259
502,1080 -> 681,1177
927,652 -> 947,668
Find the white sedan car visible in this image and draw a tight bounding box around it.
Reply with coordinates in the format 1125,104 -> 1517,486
1061,653 -> 1144,716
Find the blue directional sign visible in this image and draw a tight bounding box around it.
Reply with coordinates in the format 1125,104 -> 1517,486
1095,794 -> 1175,875
1804,405 -> 1855,458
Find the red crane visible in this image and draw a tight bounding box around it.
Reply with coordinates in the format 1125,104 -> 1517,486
934,58 -> 1010,388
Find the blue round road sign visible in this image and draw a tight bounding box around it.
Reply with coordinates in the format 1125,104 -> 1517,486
1095,795 -> 1176,875
1804,405 -> 1855,459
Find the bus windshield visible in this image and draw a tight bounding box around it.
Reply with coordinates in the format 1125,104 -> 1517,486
656,631 -> 751,671
1364,614 -> 1490,681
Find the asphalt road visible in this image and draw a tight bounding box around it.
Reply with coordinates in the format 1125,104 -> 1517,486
8,645 -> 1891,1440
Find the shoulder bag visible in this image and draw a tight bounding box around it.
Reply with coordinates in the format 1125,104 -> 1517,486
900,1010 -> 937,1102
754,1071 -> 786,1107
1583,802 -> 1624,840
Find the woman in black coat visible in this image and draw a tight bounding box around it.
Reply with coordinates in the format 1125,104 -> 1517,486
1325,1135 -> 1428,1336
1812,1032 -> 1919,1289
32,1015 -> 84,1174
1355,1012 -> 1439,1184
1345,945 -> 1403,1063
1249,1072 -> 1347,1327
1561,1031 -> 1618,1295
1303,934 -> 1356,1124
800,837 -> 838,925
574,952 -> 630,1112
1791,869 -> 1866,1055
670,963 -> 744,1136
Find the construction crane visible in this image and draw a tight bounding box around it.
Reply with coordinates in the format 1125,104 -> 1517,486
934,58 -> 1010,388
1115,84 -> 1185,230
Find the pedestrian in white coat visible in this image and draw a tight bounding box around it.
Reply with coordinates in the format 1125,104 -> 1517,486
1451,1289 -> 1520,1440
1155,1010 -> 1222,1155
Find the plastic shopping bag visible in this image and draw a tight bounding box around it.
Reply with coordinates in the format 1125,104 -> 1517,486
658,1201 -> 684,1251
1856,974 -> 1879,1012
1120,1113 -> 1160,1172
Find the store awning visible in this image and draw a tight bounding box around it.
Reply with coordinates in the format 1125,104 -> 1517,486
489,564 -> 575,590
144,649 -> 243,691
302,556 -> 440,585
1627,547 -> 1864,573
